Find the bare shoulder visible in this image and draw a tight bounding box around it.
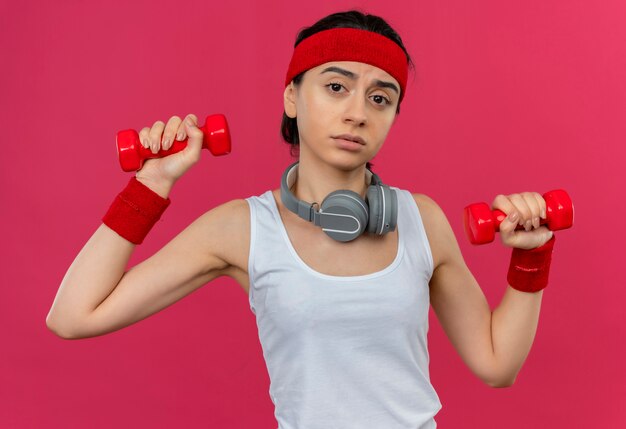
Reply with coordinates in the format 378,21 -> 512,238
410,193 -> 459,271
411,193 -> 443,218
189,198 -> 250,274
410,193 -> 449,235
201,197 -> 250,225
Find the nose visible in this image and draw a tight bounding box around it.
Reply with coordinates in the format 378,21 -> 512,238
342,93 -> 367,127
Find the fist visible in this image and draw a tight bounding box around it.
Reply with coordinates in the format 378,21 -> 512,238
492,192 -> 554,249
135,113 -> 204,194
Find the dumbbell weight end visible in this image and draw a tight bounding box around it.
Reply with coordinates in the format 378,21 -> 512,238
116,114 -> 231,172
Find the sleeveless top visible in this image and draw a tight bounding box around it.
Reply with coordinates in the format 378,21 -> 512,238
246,188 -> 442,429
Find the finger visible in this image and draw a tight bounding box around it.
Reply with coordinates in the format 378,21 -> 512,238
148,120 -> 166,154
536,225 -> 554,243
524,225 -> 554,249
138,127 -> 151,149
492,194 -> 520,235
532,192 -> 547,220
520,192 -> 542,230
508,193 -> 533,231
492,194 -> 517,216
183,117 -> 204,162
162,116 -> 182,151
175,113 -> 199,142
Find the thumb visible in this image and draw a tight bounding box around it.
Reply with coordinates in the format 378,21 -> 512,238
499,211 -> 520,236
499,211 -> 525,248
184,118 -> 204,154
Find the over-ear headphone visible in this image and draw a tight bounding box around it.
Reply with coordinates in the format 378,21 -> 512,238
280,162 -> 398,242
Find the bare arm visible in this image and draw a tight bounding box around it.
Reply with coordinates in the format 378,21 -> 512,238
415,193 -> 552,387
46,198 -> 249,339
47,113 -> 249,339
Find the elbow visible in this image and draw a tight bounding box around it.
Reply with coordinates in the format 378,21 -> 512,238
46,310 -> 109,340
46,316 -> 73,340
485,374 -> 516,388
478,360 -> 518,388
46,313 -> 86,340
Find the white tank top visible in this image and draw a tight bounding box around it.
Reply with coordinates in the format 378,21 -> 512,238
246,189 -> 442,429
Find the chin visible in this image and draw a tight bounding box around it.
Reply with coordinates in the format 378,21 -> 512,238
326,153 -> 372,172
302,143 -> 377,172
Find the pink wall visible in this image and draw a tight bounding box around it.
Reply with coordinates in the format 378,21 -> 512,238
1,0 -> 624,427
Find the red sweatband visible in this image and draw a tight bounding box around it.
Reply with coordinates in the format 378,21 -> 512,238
285,28 -> 409,102
102,177 -> 171,244
507,235 -> 556,293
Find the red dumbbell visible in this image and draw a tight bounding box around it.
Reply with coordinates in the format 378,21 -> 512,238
116,114 -> 231,171
463,189 -> 574,245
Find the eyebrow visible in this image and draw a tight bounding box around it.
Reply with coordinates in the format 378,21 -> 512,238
320,66 -> 399,94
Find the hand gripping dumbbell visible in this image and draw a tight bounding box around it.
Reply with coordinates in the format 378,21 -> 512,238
463,189 -> 574,245
116,114 -> 231,171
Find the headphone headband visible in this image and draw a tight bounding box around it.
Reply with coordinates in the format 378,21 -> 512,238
280,162 -> 397,242
280,162 -> 315,223
280,162 -> 381,224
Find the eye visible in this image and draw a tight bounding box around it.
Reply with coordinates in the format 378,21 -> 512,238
371,94 -> 391,106
326,82 -> 345,93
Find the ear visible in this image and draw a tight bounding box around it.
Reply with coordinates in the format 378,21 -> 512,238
283,83 -> 297,118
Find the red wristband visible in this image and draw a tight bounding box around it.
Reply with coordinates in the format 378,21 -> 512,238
102,177 -> 171,244
507,235 -> 556,293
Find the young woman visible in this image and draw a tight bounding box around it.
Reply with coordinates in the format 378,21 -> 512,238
47,10 -> 556,428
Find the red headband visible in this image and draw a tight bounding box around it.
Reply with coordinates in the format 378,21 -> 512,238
285,28 -> 408,102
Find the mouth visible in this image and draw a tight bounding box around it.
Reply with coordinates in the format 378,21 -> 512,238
332,134 -> 365,145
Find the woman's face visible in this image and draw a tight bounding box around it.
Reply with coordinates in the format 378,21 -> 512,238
284,61 -> 400,171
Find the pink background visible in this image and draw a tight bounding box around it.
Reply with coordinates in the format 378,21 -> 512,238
1,0 -> 625,427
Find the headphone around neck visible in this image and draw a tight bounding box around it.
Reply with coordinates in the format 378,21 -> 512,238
280,162 -> 398,242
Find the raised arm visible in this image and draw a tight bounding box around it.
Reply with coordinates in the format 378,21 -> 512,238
46,114 -> 249,339
46,198 -> 249,339
414,192 -> 554,387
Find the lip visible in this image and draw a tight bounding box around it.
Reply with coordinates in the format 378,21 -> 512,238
332,137 -> 365,152
332,134 -> 365,145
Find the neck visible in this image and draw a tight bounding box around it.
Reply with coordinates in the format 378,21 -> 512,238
291,151 -> 370,205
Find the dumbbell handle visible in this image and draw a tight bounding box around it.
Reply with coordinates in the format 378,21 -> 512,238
116,114 -> 231,171
489,210 -> 547,231
464,189 -> 574,245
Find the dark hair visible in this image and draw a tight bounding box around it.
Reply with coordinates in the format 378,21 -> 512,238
280,10 -> 415,168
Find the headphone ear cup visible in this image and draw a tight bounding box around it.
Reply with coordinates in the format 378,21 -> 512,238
367,185 -> 398,235
320,190 -> 369,242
